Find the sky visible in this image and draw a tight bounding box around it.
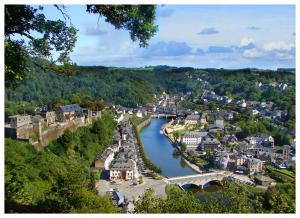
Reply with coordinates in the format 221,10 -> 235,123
40,4 -> 295,69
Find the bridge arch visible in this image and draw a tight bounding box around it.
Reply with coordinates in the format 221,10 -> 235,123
201,179 -> 223,188
180,183 -> 200,190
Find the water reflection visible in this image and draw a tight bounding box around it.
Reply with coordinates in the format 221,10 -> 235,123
140,118 -> 197,177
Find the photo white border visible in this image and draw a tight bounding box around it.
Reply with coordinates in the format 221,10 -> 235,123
0,0 -> 298,217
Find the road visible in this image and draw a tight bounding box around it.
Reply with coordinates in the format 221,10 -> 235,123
95,176 -> 168,201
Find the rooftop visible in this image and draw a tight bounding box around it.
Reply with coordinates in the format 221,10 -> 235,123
110,159 -> 135,171
59,104 -> 81,112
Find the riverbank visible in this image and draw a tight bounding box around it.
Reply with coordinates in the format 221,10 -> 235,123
162,120 -> 203,174
130,116 -> 162,175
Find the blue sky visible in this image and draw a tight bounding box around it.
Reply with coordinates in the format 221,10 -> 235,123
40,5 -> 295,69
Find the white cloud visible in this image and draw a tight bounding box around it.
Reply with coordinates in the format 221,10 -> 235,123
275,52 -> 294,60
263,41 -> 294,51
240,37 -> 255,46
242,48 -> 262,58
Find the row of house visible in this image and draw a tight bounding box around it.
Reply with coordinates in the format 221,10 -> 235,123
256,82 -> 288,91
202,90 -> 233,104
94,122 -> 139,181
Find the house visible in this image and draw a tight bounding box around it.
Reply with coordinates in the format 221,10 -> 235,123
115,112 -> 124,123
109,159 -> 136,181
237,99 -> 247,108
184,114 -> 200,125
224,112 -> 234,120
201,137 -> 221,151
136,110 -> 143,118
95,148 -> 115,170
223,96 -> 232,104
215,154 -> 230,169
9,115 -> 31,128
252,109 -> 260,116
208,119 -> 224,132
246,135 -> 268,147
200,113 -> 207,124
254,175 -> 276,186
247,158 -> 263,174
57,104 -> 82,122
262,136 -> 275,148
41,111 -> 56,126
234,155 -> 247,167
282,145 -> 291,161
223,134 -> 238,145
82,108 -> 92,123
272,159 -> 287,169
181,131 -> 207,146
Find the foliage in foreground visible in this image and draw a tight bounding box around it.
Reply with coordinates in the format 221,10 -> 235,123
5,113 -> 117,213
134,180 -> 295,213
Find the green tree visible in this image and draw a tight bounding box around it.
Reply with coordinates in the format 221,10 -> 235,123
5,4 -> 158,88
181,143 -> 187,152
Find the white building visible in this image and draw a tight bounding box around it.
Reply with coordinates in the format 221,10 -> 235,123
136,110 -> 143,118
95,148 -> 115,170
181,131 -> 207,145
115,113 -> 124,123
252,109 -> 260,116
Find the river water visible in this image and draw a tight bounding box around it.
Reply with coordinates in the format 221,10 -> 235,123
140,118 -> 223,200
140,118 -> 197,177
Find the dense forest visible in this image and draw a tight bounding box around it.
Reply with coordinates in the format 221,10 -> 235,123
134,179 -> 295,213
5,58 -> 295,124
5,59 -> 196,109
203,69 -> 295,113
5,112 -> 118,213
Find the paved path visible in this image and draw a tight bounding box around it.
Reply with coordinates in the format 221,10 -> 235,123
95,177 -> 168,201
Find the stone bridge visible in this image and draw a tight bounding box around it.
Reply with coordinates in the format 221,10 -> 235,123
151,113 -> 177,119
166,171 -> 233,189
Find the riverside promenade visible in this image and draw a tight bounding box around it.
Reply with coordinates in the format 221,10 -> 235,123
161,120 -> 203,174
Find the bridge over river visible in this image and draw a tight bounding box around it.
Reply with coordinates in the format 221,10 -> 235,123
166,170 -> 234,189
151,113 -> 177,119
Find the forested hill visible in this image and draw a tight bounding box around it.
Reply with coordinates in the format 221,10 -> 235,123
5,58 -> 295,119
5,60 -> 197,108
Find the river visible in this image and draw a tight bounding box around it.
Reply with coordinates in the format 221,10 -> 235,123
140,118 -> 197,177
140,118 -> 223,199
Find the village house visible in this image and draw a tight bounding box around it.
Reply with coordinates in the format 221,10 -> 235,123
233,155 -> 247,167
215,153 -> 230,169
282,145 -> 291,161
41,111 -> 56,126
109,159 -> 137,181
181,131 -> 207,146
95,147 -> 115,170
136,110 -> 143,118
200,113 -> 207,124
5,115 -> 33,139
237,99 -> 247,108
201,137 -> 221,151
247,158 -> 263,174
184,114 -> 200,125
57,104 -> 82,122
223,134 -> 239,145
9,115 -> 31,128
208,119 -> 224,132
252,109 -> 260,116
115,111 -> 124,123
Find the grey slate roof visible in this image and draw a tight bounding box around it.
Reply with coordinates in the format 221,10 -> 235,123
183,131 -> 207,138
96,148 -> 114,161
59,104 -> 81,112
110,159 -> 135,171
186,114 -> 200,120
